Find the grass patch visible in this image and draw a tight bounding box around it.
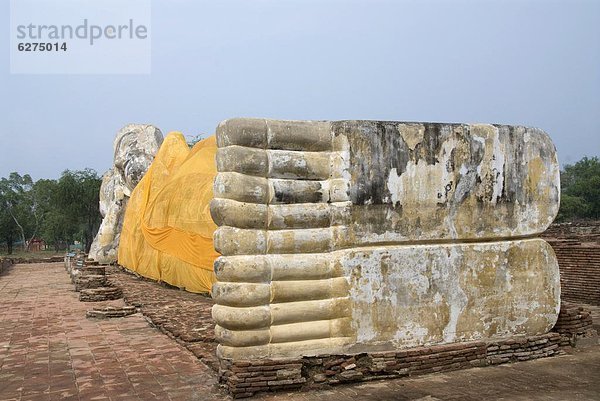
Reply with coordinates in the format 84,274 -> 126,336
0,249 -> 64,259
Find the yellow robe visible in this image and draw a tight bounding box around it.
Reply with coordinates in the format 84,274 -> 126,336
118,133 -> 219,293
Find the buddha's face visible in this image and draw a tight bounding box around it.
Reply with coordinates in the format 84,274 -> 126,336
113,125 -> 163,190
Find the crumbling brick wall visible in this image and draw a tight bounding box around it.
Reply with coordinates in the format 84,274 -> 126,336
551,242 -> 600,306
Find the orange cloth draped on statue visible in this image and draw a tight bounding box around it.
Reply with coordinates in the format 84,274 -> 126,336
118,132 -> 219,293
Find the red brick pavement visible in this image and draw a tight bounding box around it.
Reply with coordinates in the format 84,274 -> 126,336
106,266 -> 217,372
0,262 -> 225,401
1,262 -> 600,401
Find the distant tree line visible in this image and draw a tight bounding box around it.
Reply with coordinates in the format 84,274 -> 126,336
0,169 -> 101,254
557,156 -> 600,222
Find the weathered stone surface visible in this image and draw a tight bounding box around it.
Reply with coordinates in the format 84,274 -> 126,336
79,286 -> 122,302
70,265 -> 106,286
211,118 -> 561,360
342,239 -> 559,351
73,265 -> 105,277
333,121 -> 559,242
113,124 -> 164,190
86,305 -> 137,319
89,124 -> 163,264
88,169 -> 128,264
74,274 -> 107,291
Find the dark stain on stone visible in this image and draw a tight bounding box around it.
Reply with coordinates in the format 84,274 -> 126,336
332,121 -> 411,205
325,120 -> 557,241
273,184 -> 324,204
419,123 -> 442,165
350,205 -> 398,236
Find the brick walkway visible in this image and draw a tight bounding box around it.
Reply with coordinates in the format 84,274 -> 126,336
0,262 -> 224,401
107,266 -> 217,371
1,262 -> 599,401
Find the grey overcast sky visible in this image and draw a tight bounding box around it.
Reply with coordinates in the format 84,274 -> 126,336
1,0 -> 599,180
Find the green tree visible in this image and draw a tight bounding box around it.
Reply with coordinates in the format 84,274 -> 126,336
0,201 -> 19,254
54,169 -> 102,253
557,194 -> 590,221
0,169 -> 102,254
558,156 -> 600,221
33,179 -> 70,251
40,210 -> 72,251
0,173 -> 36,250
